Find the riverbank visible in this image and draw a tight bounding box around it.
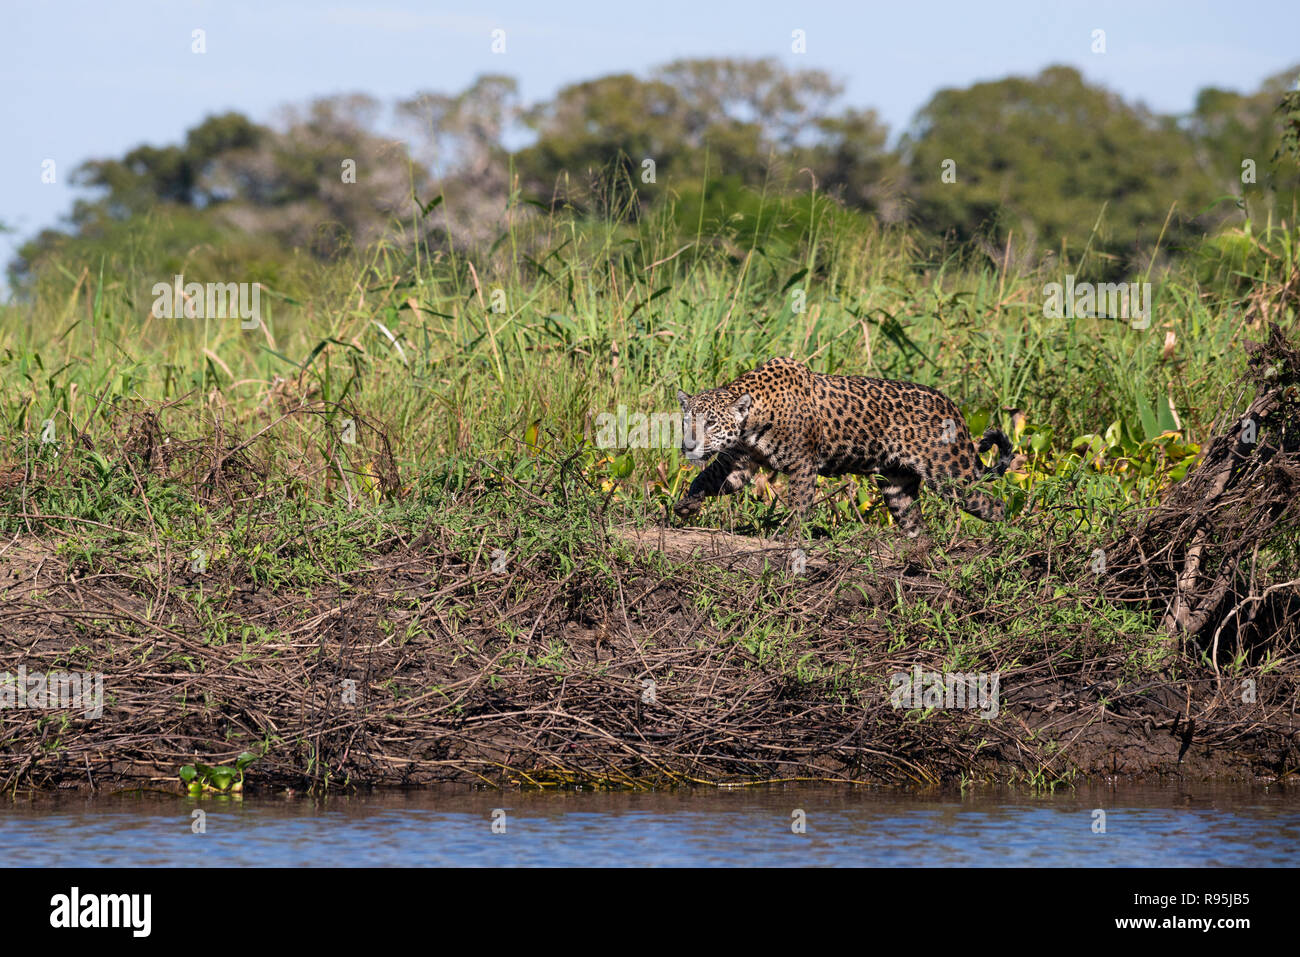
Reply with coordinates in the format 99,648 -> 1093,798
2,488 -> 1296,793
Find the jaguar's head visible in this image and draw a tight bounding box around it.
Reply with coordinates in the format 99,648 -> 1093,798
677,388 -> 753,468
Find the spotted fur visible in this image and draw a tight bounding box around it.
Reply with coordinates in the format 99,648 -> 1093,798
674,356 -> 1012,537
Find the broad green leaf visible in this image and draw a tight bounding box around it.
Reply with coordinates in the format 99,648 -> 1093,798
209,768 -> 236,791
1156,391 -> 1178,433
1135,393 -> 1159,441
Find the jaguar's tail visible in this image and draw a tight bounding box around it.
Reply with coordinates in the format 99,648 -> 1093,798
978,427 -> 1013,478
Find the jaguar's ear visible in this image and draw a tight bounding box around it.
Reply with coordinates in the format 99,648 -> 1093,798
677,389 -> 690,409
731,393 -> 753,416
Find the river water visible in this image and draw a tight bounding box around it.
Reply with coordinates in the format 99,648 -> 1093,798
3,782 -> 1296,867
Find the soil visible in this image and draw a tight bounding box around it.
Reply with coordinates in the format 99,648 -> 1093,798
2,525 -> 1295,794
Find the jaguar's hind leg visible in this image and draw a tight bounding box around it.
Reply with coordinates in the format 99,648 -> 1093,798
959,489 -> 1006,522
931,472 -> 1006,523
876,472 -> 924,538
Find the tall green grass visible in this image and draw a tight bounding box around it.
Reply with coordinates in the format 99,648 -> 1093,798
1,191 -> 1294,507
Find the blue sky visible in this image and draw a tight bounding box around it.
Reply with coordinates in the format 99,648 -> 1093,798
3,0 -> 1298,294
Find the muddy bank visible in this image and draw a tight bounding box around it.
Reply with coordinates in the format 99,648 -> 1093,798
1,524 -> 1295,794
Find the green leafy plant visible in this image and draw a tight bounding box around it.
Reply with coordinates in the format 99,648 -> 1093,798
179,751 -> 258,795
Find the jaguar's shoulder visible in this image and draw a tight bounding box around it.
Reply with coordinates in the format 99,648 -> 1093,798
731,356 -> 814,395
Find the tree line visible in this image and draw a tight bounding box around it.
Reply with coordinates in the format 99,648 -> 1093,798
11,58 -> 1300,289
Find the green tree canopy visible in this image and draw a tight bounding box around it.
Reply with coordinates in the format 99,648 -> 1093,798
901,66 -> 1228,273
10,59 -> 1300,293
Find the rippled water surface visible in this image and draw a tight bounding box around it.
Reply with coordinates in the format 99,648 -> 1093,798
3,783 -> 1297,866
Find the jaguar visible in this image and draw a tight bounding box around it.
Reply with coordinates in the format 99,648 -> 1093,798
673,356 -> 1013,537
